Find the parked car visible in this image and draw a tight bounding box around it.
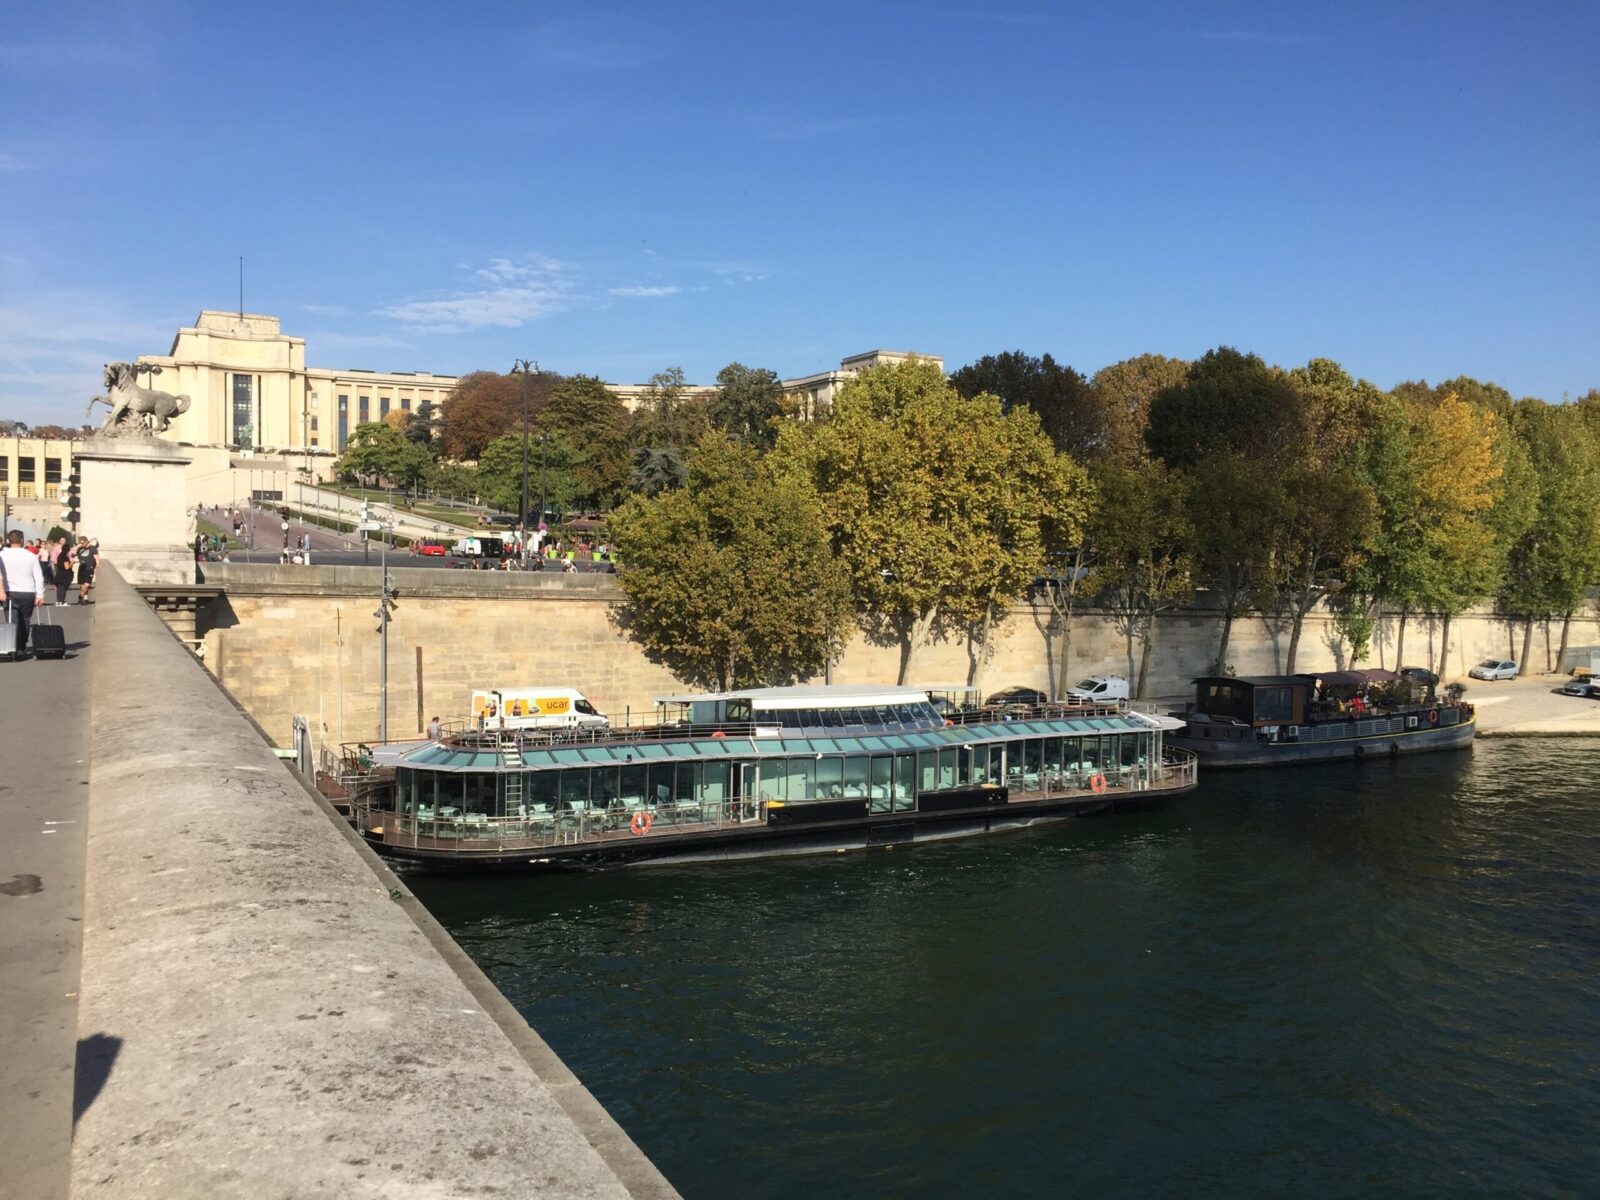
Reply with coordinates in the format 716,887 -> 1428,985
416,538 -> 448,557
1559,675 -> 1592,696
985,686 -> 1048,710
1398,666 -> 1439,687
1064,675 -> 1130,703
1468,659 -> 1518,681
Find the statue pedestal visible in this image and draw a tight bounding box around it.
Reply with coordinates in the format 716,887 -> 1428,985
75,437 -> 195,585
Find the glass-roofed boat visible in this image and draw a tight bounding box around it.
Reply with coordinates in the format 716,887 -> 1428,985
339,685 -> 1198,871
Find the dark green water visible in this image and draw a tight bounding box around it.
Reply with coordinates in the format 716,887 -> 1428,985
411,739 -> 1600,1199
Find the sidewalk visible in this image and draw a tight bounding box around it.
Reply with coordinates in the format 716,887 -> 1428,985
0,602 -> 94,1200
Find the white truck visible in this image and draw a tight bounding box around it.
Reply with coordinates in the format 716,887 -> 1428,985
470,686 -> 609,732
1064,676 -> 1130,703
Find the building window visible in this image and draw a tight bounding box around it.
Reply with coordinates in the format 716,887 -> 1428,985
379,396 -> 390,418
232,374 -> 254,446
401,397 -> 412,412
310,416 -> 319,432
338,395 -> 349,451
310,437 -> 319,447
44,456 -> 61,500
359,396 -> 370,424
18,457 -> 35,483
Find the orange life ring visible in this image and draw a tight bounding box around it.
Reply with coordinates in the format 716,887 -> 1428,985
945,719 -> 955,728
1428,709 -> 1439,725
1089,773 -> 1107,795
630,811 -> 653,836
711,730 -> 727,739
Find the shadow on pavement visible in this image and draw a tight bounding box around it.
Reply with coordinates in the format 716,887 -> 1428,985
74,1033 -> 122,1127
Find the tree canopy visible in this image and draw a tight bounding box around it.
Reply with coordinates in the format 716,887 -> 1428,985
608,434 -> 852,691
773,357 -> 1092,683
439,369 -> 561,461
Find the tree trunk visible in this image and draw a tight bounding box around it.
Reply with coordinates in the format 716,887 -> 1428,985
1438,612 -> 1452,681
967,604 -> 996,691
1136,616 -> 1155,699
1395,607 -> 1408,669
897,608 -> 939,686
1520,617 -> 1534,677
1214,608 -> 1235,676
1054,600 -> 1075,701
1545,619 -> 1553,673
1558,610 -> 1573,671
1285,611 -> 1305,675
1124,608 -> 1137,686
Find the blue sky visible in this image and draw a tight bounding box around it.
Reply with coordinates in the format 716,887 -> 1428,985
3,0 -> 1597,424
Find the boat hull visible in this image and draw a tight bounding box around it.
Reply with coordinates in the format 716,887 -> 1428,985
1169,715 -> 1476,768
366,781 -> 1196,873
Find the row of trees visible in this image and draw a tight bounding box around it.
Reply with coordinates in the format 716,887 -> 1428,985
609,350 -> 1600,696
333,363 -> 798,518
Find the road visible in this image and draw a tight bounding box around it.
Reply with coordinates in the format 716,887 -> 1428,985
198,505 -> 616,571
0,602 -> 93,1200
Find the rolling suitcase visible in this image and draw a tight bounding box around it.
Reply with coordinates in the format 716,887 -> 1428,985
0,601 -> 17,661
31,605 -> 66,660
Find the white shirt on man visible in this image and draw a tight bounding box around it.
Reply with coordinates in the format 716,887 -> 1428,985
0,545 -> 45,603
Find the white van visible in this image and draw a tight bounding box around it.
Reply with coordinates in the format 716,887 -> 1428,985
470,687 -> 608,732
1064,676 -> 1129,703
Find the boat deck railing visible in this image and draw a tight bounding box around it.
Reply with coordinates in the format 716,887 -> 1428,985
350,749 -> 1198,856
428,697 -> 1129,754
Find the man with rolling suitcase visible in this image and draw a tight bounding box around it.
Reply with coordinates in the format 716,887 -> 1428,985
0,529 -> 46,658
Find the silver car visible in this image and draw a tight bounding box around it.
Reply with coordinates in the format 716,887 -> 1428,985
1469,659 -> 1518,681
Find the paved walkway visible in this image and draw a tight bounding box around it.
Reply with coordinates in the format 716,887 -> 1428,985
1466,672 -> 1600,736
0,602 -> 94,1200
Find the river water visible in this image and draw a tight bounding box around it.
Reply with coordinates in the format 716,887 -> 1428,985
412,739 -> 1600,1199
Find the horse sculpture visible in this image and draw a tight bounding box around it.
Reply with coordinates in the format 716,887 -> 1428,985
85,362 -> 191,437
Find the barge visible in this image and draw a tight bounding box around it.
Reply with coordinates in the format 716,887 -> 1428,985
338,685 -> 1198,871
1169,671 -> 1476,767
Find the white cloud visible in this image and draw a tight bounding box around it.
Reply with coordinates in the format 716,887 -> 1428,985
608,285 -> 681,299
303,303 -> 351,317
377,255 -> 576,333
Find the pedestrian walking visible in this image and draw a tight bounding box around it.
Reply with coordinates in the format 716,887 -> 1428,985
74,536 -> 99,604
53,540 -> 73,605
0,529 -> 46,654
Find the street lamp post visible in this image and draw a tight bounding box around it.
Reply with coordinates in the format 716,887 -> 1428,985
510,358 -> 538,568
537,432 -> 549,561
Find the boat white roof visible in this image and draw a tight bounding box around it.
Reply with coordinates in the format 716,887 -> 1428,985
655,684 -> 933,708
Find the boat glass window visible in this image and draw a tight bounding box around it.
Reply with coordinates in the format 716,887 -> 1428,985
701,762 -> 729,804
870,757 -> 893,812
725,699 -> 752,723
559,769 -> 591,809
843,756 -> 870,798
783,758 -> 814,802
816,757 -> 843,799
939,748 -> 958,788
894,755 -> 915,809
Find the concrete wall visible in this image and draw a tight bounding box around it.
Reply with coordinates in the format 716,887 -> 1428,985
196,564 -> 1584,748
77,565 -> 677,1198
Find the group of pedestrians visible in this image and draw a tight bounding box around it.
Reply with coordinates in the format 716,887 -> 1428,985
0,531 -> 98,656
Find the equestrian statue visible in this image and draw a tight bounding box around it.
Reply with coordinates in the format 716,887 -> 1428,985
86,362 -> 192,437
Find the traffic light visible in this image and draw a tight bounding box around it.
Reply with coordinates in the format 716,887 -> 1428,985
64,463 -> 81,527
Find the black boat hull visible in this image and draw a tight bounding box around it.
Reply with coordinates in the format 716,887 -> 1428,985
1169,716 -> 1476,768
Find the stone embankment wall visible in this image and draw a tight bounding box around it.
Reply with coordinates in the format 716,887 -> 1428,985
79,565 -> 677,1199
198,565 -> 1587,748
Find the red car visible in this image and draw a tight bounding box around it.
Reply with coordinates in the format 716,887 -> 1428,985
416,539 -> 448,557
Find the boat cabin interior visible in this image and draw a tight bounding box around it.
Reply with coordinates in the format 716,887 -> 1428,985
1190,676 -> 1308,727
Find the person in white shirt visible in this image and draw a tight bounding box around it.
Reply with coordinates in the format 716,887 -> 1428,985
0,529 -> 46,654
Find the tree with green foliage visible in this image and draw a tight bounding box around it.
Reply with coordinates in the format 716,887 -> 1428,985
474,430 -> 584,517
949,351 -> 1107,462
542,375 -> 630,505
439,369 -> 560,461
336,421 -> 430,489
1146,347 -> 1306,470
1090,354 -> 1189,468
608,434 -> 852,691
710,363 -> 789,449
773,358 -> 1091,684
1147,349 -> 1307,671
1500,402 -> 1600,670
630,445 -> 686,497
1088,461 -> 1195,698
